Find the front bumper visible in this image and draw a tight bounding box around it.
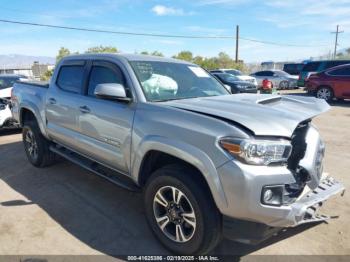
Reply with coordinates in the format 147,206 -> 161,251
217,160 -> 345,228
282,176 -> 344,227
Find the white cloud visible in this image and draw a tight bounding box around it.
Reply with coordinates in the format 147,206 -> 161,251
151,5 -> 187,16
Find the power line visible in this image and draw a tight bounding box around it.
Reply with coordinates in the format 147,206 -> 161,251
0,18 -> 329,47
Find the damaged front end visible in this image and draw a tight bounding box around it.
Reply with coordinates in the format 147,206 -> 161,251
268,123 -> 345,227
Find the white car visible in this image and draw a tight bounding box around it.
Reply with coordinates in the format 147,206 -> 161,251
0,99 -> 17,129
210,69 -> 258,86
0,74 -> 28,98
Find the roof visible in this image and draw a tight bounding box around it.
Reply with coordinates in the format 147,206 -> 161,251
63,53 -> 194,65
324,63 -> 350,71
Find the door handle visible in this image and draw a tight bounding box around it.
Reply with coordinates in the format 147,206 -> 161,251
79,105 -> 91,114
48,98 -> 57,105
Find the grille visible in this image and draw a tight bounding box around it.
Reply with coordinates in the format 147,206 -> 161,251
287,120 -> 311,195
288,122 -> 309,171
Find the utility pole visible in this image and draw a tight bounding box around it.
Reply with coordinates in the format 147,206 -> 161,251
331,25 -> 344,58
235,25 -> 239,63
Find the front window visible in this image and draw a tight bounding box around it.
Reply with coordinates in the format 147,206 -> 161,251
130,61 -> 229,102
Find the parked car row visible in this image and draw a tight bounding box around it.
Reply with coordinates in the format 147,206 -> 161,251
305,63 -> 350,102
298,60 -> 350,87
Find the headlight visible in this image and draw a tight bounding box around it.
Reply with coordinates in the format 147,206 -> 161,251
219,138 -> 292,165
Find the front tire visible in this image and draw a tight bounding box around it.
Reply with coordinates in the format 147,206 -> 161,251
144,165 -> 221,254
316,86 -> 334,102
22,120 -> 56,167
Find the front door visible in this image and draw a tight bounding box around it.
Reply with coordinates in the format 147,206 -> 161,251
75,60 -> 135,173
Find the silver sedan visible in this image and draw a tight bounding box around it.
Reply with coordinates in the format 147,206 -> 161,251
250,70 -> 298,89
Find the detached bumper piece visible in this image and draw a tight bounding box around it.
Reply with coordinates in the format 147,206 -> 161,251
287,177 -> 345,227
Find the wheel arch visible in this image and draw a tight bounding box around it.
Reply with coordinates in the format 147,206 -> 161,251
19,105 -> 48,137
132,136 -> 228,210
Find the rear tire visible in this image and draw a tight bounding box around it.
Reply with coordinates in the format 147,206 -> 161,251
316,86 -> 334,102
279,81 -> 289,90
144,165 -> 222,254
22,120 -> 57,167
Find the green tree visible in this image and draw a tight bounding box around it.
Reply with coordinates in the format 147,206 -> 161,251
56,47 -> 71,64
173,51 -> 193,62
40,69 -> 54,81
85,46 -> 118,53
151,51 -> 164,57
139,50 -> 163,56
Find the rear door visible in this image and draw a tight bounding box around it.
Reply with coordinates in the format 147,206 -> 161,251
45,60 -> 89,149
75,60 -> 135,173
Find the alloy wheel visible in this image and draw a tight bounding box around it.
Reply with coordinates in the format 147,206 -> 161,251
317,88 -> 331,101
153,186 -> 196,243
25,129 -> 38,160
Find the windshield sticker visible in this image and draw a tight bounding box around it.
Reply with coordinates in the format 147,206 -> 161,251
188,66 -> 210,78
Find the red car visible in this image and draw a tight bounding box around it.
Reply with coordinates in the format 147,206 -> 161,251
305,63 -> 350,102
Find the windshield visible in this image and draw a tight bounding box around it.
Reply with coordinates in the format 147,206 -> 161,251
219,73 -> 239,82
225,70 -> 242,76
130,61 -> 229,102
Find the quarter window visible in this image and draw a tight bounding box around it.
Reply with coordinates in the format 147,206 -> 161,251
57,65 -> 84,94
87,65 -> 125,96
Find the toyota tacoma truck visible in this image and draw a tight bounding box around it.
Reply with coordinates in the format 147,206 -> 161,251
11,54 -> 345,254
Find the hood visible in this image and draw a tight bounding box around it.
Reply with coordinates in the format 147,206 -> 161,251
163,94 -> 330,137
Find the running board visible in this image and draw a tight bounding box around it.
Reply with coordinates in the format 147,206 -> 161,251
49,145 -> 140,192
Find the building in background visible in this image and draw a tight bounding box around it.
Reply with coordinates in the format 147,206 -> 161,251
32,61 -> 55,79
0,65 -> 33,77
0,62 -> 54,79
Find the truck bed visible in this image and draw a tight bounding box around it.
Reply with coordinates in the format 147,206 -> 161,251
18,81 -> 49,88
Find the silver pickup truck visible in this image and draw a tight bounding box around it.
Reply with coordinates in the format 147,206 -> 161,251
11,54 -> 344,254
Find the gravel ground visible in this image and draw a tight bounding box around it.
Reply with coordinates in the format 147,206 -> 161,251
0,90 -> 349,260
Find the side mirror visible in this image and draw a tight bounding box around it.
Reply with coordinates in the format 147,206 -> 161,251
94,83 -> 131,102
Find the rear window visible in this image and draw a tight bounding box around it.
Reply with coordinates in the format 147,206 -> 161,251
56,66 -> 84,94
303,62 -> 321,72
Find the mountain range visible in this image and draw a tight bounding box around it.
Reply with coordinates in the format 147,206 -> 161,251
0,54 -> 55,68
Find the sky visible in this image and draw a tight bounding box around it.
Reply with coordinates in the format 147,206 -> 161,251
0,0 -> 349,63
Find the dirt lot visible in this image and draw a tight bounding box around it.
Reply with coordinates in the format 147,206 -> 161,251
0,91 -> 349,259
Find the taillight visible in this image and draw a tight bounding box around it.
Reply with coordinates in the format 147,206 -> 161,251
298,74 -> 301,80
